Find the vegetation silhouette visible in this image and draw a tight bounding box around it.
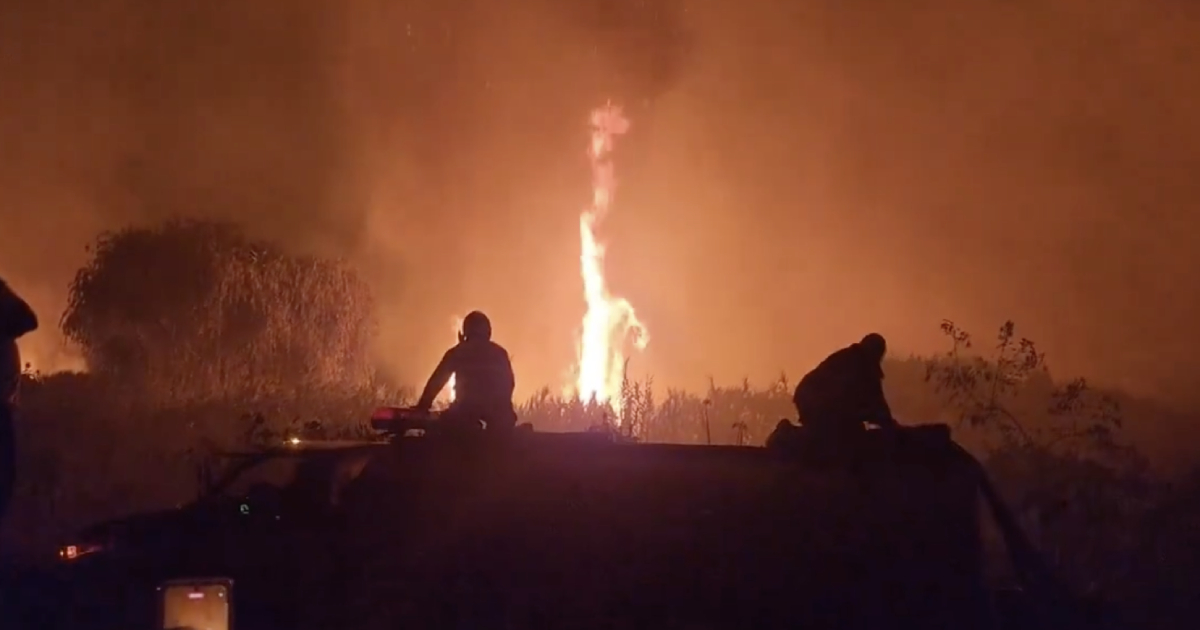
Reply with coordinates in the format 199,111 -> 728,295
4,219 -> 1200,628
60,219 -> 377,406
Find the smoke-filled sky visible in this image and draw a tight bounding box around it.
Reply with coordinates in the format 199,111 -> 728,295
2,0 -> 1198,407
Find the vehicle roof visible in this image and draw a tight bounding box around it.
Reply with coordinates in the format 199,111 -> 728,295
222,425 -> 964,475
219,439 -> 387,459
340,425 -> 991,628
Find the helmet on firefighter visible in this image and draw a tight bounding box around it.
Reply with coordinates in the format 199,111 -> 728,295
860,332 -> 887,361
461,311 -> 492,342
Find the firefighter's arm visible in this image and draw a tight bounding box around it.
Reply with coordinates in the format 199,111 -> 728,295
501,354 -> 516,399
867,377 -> 898,428
415,349 -> 456,411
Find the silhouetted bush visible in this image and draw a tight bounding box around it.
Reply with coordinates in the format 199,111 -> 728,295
60,219 -> 377,406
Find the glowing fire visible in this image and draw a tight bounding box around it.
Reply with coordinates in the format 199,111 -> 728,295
574,104 -> 648,416
442,315 -> 464,405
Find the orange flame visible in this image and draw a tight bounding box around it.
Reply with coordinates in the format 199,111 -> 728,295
441,315 -> 464,405
574,104 -> 648,418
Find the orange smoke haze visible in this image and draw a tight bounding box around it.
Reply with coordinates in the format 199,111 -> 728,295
2,1 -> 1199,409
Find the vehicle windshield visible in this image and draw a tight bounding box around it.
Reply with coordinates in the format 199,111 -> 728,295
217,456 -> 303,500
208,449 -> 373,511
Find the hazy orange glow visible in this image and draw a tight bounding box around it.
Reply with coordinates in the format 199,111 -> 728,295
574,104 -> 649,418
6,1 -> 1200,413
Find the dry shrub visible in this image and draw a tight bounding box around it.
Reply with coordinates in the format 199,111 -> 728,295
61,219 -> 376,406
517,373 -> 793,446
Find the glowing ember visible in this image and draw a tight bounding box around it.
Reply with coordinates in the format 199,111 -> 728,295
574,103 -> 649,418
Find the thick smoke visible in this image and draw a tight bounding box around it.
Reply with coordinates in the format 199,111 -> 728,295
547,0 -> 694,102
0,0 -> 362,368
3,0 -> 1200,409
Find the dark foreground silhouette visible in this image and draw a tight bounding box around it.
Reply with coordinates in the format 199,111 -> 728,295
0,276 -> 38,529
0,408 -> 1113,630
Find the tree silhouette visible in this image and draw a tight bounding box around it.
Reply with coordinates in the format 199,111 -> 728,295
61,219 -> 377,405
924,319 -> 1125,458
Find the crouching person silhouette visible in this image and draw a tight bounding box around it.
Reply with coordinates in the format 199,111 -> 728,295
792,332 -> 899,445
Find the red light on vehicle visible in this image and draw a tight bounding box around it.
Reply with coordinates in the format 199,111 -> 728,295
187,592 -> 205,600
370,407 -> 398,421
64,545 -> 77,559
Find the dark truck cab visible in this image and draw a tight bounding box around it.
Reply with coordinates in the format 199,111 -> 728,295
41,411 -> 1084,630
41,441 -> 377,630
337,412 -> 995,629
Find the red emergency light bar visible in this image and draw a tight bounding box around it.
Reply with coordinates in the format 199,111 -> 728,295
371,407 -> 400,422
370,407 -> 401,433
370,406 -> 436,434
